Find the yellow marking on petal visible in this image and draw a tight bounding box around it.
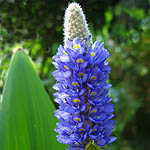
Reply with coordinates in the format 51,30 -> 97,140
75,142 -> 79,145
91,92 -> 97,96
67,132 -> 70,134
92,129 -> 97,131
79,128 -> 85,132
91,109 -> 97,113
90,52 -> 95,56
64,65 -> 69,69
73,99 -> 81,103
78,72 -> 84,77
76,58 -> 84,63
73,118 -> 81,122
72,82 -> 79,86
90,76 -> 97,80
74,44 -> 80,49
63,51 -> 67,54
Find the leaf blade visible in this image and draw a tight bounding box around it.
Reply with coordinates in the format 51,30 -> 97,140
0,50 -> 65,150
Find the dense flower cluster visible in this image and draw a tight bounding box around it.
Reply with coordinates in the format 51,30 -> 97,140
52,38 -> 116,150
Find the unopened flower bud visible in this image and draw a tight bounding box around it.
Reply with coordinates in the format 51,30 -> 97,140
64,2 -> 92,46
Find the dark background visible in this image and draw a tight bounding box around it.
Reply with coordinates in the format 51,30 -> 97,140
0,0 -> 150,149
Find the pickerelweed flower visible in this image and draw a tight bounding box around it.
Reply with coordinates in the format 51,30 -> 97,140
52,2 -> 117,150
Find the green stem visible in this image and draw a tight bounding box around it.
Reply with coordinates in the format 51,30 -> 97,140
84,141 -> 100,150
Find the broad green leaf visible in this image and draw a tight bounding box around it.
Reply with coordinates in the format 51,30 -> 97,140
0,50 -> 65,150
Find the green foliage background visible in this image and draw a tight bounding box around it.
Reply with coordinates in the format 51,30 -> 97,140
0,0 -> 150,149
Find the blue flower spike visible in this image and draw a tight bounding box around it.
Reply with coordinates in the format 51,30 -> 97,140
53,2 -> 117,150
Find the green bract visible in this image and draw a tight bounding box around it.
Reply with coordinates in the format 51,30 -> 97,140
85,141 -> 100,150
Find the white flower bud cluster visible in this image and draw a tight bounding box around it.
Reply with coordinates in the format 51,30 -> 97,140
64,2 -> 92,45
